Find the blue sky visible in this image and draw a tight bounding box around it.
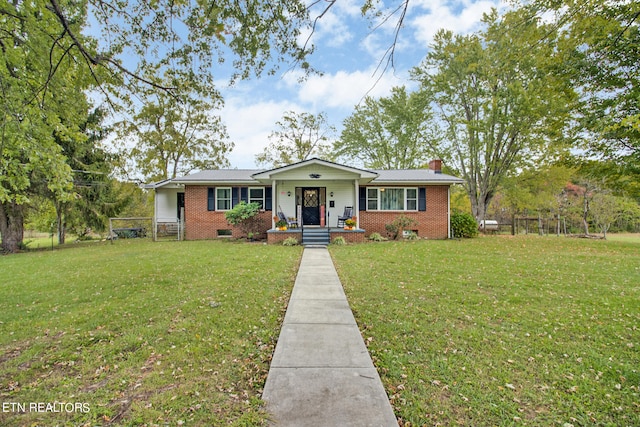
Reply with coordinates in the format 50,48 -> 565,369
219,0 -> 508,169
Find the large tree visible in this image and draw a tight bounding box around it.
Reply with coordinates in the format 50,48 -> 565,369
52,108 -> 129,243
412,8 -> 577,223
1,0 -> 89,252
0,0 -> 317,252
120,87 -> 233,181
256,111 -> 335,168
335,86 -> 440,169
533,0 -> 640,177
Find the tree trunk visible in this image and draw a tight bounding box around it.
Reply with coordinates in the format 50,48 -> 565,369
582,191 -> 590,236
538,212 -> 543,236
0,201 -> 25,253
56,202 -> 66,245
471,194 -> 487,224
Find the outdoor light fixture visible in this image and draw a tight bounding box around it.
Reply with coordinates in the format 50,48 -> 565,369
309,173 -> 321,179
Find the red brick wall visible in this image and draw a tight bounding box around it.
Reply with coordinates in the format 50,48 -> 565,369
359,186 -> 450,239
267,230 -> 301,244
184,186 -> 273,240
330,230 -> 366,243
184,184 -> 451,241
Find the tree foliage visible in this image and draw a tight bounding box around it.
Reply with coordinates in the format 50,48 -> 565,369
412,8 -> 577,223
0,0 -> 324,252
256,111 -> 334,168
498,164 -> 575,218
120,87 -> 233,181
533,0 -> 640,177
589,193 -> 623,239
2,0 -> 317,103
450,211 -> 478,238
0,0 -> 92,252
336,86 -> 440,169
224,201 -> 263,238
52,108 -> 129,243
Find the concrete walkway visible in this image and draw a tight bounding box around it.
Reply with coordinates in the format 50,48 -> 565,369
262,247 -> 397,426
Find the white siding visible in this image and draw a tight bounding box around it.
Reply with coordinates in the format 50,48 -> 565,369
271,180 -> 356,227
155,188 -> 180,222
325,182 -> 355,227
270,164 -> 362,181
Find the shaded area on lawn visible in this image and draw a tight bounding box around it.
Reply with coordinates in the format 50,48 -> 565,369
0,240 -> 303,426
331,236 -> 640,426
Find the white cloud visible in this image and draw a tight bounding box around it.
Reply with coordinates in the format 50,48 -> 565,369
409,0 -> 507,45
221,96 -> 300,168
302,0 -> 363,49
215,0 -> 511,170
284,67 -> 407,111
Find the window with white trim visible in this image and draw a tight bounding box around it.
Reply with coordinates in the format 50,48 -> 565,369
249,187 -> 265,208
366,188 -> 419,211
367,188 -> 378,210
216,187 -> 232,210
406,188 -> 418,211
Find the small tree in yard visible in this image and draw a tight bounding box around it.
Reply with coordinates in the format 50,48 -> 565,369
224,202 -> 264,239
385,215 -> 417,240
589,193 -> 622,239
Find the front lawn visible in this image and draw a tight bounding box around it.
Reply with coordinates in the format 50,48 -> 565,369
0,240 -> 303,426
331,236 -> 640,426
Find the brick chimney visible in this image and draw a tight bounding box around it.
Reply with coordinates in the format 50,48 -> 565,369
428,159 -> 442,174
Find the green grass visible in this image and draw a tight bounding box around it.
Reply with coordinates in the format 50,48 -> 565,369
0,240 -> 303,426
331,236 -> 640,426
606,233 -> 640,243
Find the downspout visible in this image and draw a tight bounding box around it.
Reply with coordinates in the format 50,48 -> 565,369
447,185 -> 451,239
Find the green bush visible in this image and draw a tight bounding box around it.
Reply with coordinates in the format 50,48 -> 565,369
224,202 -> 263,238
451,211 -> 479,238
282,237 -> 298,246
332,236 -> 346,245
385,214 -> 418,240
405,231 -> 418,240
368,232 -> 387,242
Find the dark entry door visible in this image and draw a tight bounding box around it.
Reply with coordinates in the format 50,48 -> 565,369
177,192 -> 185,219
302,188 -> 320,225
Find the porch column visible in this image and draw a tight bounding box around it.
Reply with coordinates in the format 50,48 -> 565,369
354,179 -> 360,229
272,179 -> 277,229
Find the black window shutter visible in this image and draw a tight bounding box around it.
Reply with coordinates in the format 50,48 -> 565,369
240,187 -> 248,203
207,188 -> 215,211
419,187 -> 427,211
264,187 -> 272,211
359,187 -> 367,211
232,187 -> 240,207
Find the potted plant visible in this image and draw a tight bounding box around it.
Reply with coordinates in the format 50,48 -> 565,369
275,219 -> 288,231
344,218 -> 356,230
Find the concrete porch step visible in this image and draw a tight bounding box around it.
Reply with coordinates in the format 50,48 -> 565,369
302,227 -> 330,246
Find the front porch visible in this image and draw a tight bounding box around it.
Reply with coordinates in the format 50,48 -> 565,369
267,227 -> 366,245
251,159 -> 379,233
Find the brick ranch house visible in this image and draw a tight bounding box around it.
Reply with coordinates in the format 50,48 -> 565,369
146,158 -> 464,244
